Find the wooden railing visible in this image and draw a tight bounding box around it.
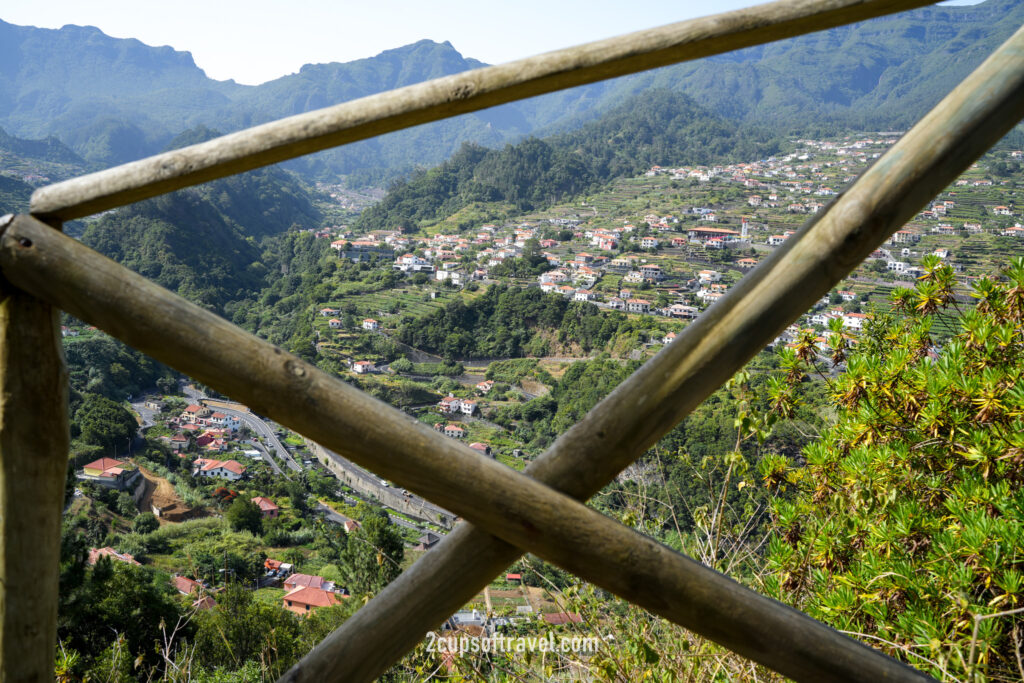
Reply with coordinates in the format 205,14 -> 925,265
2,1 -> 1023,680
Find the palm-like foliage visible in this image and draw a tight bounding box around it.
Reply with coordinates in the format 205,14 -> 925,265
763,261 -> 1024,682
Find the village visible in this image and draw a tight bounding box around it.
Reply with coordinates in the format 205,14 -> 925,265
300,136 -> 1020,394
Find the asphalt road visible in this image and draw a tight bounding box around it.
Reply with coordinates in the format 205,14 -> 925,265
129,400 -> 159,428
183,386 -> 446,530
220,405 -> 302,474
183,385 -> 301,474
321,447 -> 451,522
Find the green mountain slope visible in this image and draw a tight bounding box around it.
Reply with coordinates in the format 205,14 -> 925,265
79,160 -> 322,312
357,90 -> 781,230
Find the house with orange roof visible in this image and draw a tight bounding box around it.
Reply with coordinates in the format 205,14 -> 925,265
283,573 -> 329,591
443,424 -> 465,439
283,586 -> 343,615
181,404 -> 211,424
192,458 -> 246,481
625,299 -> 650,314
171,575 -> 203,595
251,496 -> 280,519
88,547 -> 141,567
79,457 -> 140,491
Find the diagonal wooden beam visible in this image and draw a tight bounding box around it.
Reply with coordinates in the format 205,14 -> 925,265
29,0 -> 935,221
280,20 -> 1024,683
2,16 -> 1021,680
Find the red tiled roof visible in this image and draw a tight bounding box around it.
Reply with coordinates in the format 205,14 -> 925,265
84,457 -> 124,472
251,496 -> 279,512
284,573 -> 324,590
172,576 -> 202,594
193,595 -> 217,610
284,586 -> 341,608
87,547 -> 140,566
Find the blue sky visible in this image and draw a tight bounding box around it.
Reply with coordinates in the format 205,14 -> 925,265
2,0 -> 984,85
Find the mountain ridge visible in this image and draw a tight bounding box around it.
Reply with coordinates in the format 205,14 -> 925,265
1,0 -> 1021,175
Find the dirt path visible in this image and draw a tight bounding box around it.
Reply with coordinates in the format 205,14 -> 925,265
137,467 -> 202,523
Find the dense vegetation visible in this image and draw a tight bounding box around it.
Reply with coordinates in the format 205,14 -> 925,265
762,259 -> 1024,680
396,283 -> 674,359
80,162 -> 321,313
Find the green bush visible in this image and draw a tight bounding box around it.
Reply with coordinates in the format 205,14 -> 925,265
764,259 -> 1024,680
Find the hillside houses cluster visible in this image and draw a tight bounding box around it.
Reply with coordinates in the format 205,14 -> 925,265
306,136 -> 1011,349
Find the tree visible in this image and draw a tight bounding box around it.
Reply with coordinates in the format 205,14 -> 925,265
339,508 -> 405,595
226,497 -> 263,535
155,376 -> 179,395
115,492 -> 137,518
131,512 -> 158,535
193,585 -> 302,677
73,394 -> 137,453
58,561 -> 187,674
287,479 -> 309,517
389,357 -> 413,374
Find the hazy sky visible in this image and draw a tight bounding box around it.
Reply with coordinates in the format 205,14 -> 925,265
1,0 -> 983,86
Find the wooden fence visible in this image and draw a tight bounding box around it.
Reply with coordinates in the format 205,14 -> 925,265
2,1 -> 1023,680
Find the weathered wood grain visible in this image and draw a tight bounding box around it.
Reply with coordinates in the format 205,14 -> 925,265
0,215 -> 69,683
30,0 -> 933,221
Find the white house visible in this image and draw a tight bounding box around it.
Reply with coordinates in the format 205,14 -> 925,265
443,424 -> 465,438
843,312 -> 870,330
208,412 -> 242,432
362,319 -> 379,331
626,299 -> 650,314
886,260 -> 909,273
639,264 -> 663,281
192,458 -> 246,481
352,360 -> 376,374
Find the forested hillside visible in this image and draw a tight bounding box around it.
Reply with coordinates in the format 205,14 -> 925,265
80,160 -> 321,312
358,90 -> 781,230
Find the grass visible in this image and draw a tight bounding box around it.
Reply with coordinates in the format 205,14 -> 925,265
253,588 -> 286,607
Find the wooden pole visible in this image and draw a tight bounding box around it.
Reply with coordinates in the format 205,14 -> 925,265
280,21 -> 1024,683
0,212 -> 933,682
1,15 -> 1018,683
0,214 -> 69,682
29,0 -> 934,222
5,17 -> 1024,676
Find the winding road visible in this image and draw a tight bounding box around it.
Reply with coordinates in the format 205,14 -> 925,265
183,386 -> 300,475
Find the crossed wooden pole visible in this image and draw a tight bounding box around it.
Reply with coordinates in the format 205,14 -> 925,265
2,1 -> 1023,680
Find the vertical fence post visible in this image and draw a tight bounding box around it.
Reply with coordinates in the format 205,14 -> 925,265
0,214 -> 69,681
